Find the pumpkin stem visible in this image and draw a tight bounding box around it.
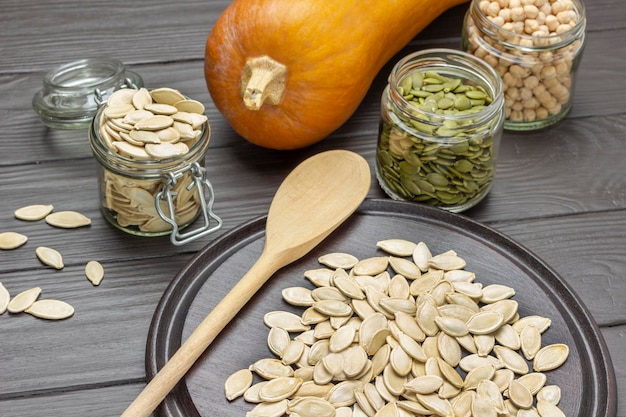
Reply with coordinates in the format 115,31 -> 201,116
241,56 -> 287,110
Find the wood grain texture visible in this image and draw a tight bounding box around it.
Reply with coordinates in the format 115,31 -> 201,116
0,0 -> 624,416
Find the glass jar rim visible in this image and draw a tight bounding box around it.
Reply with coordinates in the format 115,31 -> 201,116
388,48 -> 504,129
32,57 -> 143,129
469,0 -> 586,51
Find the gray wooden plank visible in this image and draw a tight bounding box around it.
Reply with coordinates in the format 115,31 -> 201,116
0,324 -> 623,417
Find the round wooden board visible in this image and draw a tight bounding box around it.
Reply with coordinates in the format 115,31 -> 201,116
146,199 -> 616,417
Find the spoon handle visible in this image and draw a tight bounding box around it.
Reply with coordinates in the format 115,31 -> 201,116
120,250 -> 278,417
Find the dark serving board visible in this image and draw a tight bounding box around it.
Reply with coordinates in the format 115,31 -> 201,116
145,199 -> 617,417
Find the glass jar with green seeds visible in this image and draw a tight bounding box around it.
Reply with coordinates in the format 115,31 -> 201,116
376,49 -> 505,212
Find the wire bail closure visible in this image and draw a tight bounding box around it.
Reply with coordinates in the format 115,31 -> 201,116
155,162 -> 222,246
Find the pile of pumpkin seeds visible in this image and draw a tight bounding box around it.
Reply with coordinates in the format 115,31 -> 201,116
377,71 -> 500,210
97,87 -> 209,233
0,204 -> 105,320
224,239 -> 569,417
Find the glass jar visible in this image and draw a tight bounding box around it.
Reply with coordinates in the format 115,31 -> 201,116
33,58 -> 144,129
376,49 -> 504,213
462,0 -> 586,131
89,101 -> 222,246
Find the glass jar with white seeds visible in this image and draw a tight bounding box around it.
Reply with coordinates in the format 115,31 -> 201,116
89,87 -> 222,245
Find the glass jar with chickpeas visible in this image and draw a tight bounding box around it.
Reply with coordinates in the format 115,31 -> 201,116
462,0 -> 586,131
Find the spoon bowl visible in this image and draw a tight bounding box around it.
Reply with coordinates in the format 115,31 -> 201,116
120,149 -> 371,417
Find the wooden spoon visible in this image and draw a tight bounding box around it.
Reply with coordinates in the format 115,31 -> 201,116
120,149 -> 371,417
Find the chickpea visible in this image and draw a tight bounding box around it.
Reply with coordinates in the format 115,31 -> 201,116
487,1 -> 501,16
525,19 -> 540,34
523,4 -> 539,18
523,108 -> 537,121
510,110 -> 524,121
499,8 -> 512,21
523,75 -> 540,89
511,6 -> 525,21
536,106 -> 549,119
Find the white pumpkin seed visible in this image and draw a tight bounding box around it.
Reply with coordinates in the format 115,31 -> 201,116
388,256 -> 421,279
287,397 -> 335,417
224,368 -> 253,400
412,242 -> 432,272
313,300 -> 352,317
281,339 -> 305,365
415,393 -> 453,417
512,315 -> 552,334
404,375 -> 443,394
536,400 -> 566,417
318,252 -> 359,269
436,357 -> 465,389
390,345 -> 413,376
132,88 -> 153,110
0,282 -> 10,314
327,380 -> 363,407
435,316 -> 469,337
329,324 -> 357,353
353,256 -> 389,276
7,286 -> 42,313
536,385 -> 561,405
333,273 -> 366,300
243,381 -> 267,403
342,345 -> 369,378
25,299 -> 74,320
263,311 -> 310,332
518,372 -> 547,395
294,380 -> 333,398
354,389 -> 377,416
464,364 -> 496,390
304,268 -> 333,287
258,376 -> 302,402
35,246 -> 64,269
494,345 -> 529,375
249,358 -> 294,379
248,399 -> 288,417
428,253 -> 467,271
0,232 -> 28,250
520,324 -> 542,360
480,284 -> 516,303
107,88 -> 137,106
466,311 -> 505,335
281,286 -> 315,306
174,98 -> 205,114
14,204 -> 54,221
376,239 -> 417,257
85,260 -> 105,286
533,344 -> 569,372
474,334 -> 495,357
382,363 -> 406,396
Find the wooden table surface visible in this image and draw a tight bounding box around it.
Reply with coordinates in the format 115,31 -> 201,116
1,1 -> 624,416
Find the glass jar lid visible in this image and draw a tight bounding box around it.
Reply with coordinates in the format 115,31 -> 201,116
32,57 -> 143,129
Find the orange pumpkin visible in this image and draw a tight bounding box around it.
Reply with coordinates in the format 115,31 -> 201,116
205,0 -> 468,150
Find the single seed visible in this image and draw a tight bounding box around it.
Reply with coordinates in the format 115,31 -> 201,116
0,232 -> 28,250
36,246 -> 64,269
85,260 -> 105,286
14,204 -> 54,221
25,299 -> 74,320
45,211 -> 91,228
